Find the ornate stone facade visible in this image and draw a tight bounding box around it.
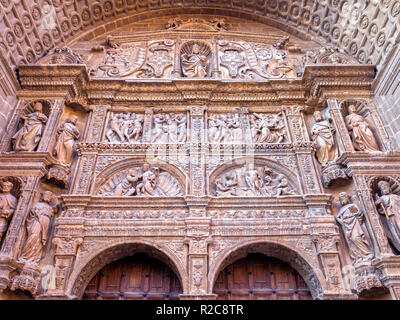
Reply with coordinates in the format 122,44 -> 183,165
0,13 -> 399,300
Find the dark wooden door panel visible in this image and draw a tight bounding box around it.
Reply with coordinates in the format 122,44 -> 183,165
213,253 -> 312,300
83,254 -> 182,300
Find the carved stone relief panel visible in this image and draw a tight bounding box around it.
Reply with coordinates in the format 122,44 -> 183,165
151,112 -> 187,144
97,163 -> 184,197
180,41 -> 211,78
212,163 -> 297,197
105,112 -> 144,144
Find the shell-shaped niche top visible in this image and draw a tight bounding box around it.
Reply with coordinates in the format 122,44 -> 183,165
97,163 -> 183,197
213,163 -> 297,197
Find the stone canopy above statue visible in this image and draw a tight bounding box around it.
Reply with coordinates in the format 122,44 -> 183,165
42,15 -> 359,81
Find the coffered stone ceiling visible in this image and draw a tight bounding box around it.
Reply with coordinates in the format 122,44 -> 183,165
0,0 -> 399,72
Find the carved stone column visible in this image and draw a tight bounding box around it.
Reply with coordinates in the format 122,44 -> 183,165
368,102 -> 392,152
286,106 -> 323,194
211,37 -> 221,79
373,256 -> 400,300
37,100 -> 64,152
180,198 -> 216,300
326,99 -> 354,153
172,37 -> 181,79
189,106 -> 206,196
142,108 -> 154,144
37,237 -> 83,299
86,105 -> 108,143
352,175 -> 392,258
71,152 -> 97,194
310,216 -> 356,299
0,176 -> 41,292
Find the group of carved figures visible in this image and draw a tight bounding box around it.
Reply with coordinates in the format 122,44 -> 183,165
311,105 -> 380,167
106,112 -> 144,143
11,102 -> 80,168
105,112 -> 187,144
208,112 -> 285,144
214,163 -> 295,197
99,163 -> 183,197
152,113 -> 187,143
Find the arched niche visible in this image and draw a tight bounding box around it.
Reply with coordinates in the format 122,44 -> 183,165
92,157 -> 187,196
209,240 -> 325,300
68,241 -> 187,299
208,157 -> 301,196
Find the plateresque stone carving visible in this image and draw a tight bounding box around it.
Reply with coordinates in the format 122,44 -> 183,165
12,102 -> 48,152
0,181 -> 17,244
213,164 -> 296,197
375,180 -> 400,252
345,105 -> 380,152
98,163 -> 183,196
336,192 -> 374,265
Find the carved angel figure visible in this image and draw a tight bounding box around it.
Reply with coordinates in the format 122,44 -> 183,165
0,181 -> 17,243
345,105 -> 380,152
52,116 -> 80,166
18,191 -> 58,266
12,102 -> 48,152
311,111 -> 338,166
181,44 -> 208,78
336,192 -> 374,264
375,180 -> 400,251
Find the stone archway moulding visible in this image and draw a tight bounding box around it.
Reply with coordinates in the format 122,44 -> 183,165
67,240 -> 188,299
208,239 -> 326,299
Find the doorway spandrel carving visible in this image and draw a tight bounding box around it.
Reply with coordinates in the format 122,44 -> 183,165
0,13 -> 399,301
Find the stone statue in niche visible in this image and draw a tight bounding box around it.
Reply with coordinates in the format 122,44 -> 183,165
105,112 -> 144,143
12,102 -> 48,152
345,105 -> 380,152
311,110 -> 348,187
18,191 -> 58,267
375,180 -> 400,251
214,164 -> 296,197
250,112 -> 286,143
0,181 -> 17,243
52,116 -> 80,166
181,43 -> 209,78
98,163 -> 183,197
207,113 -> 243,143
311,110 -> 338,166
336,192 -> 374,264
151,113 -> 187,143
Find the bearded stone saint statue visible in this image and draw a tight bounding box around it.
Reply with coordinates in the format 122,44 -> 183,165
336,192 -> 374,264
0,181 -> 17,243
345,105 -> 380,152
52,116 -> 80,166
181,44 -> 207,78
18,191 -> 57,267
12,102 -> 48,152
311,110 -> 338,166
375,180 -> 400,251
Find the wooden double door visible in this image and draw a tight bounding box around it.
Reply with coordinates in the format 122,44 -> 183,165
213,253 -> 312,300
83,253 -> 182,300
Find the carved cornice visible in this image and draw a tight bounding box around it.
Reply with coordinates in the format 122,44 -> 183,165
17,64 -> 375,104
